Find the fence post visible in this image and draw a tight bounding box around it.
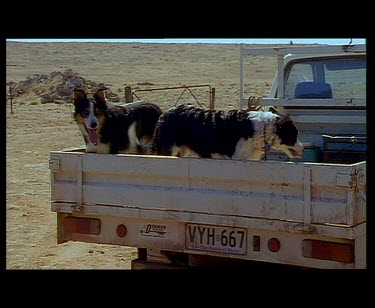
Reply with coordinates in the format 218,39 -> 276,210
9,84 -> 14,115
210,87 -> 215,110
125,86 -> 133,103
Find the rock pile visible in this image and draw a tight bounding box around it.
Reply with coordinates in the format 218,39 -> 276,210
7,69 -> 121,104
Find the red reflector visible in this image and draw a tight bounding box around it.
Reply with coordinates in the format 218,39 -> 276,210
268,238 -> 280,252
116,224 -> 127,237
302,240 -> 354,263
64,217 -> 101,235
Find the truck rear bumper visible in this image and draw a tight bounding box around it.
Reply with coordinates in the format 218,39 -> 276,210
54,210 -> 366,269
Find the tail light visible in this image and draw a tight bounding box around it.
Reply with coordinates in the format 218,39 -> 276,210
64,217 -> 101,235
268,238 -> 281,252
302,240 -> 354,263
116,224 -> 128,237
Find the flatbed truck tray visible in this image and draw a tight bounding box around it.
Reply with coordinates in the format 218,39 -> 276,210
50,148 -> 366,226
49,148 -> 366,269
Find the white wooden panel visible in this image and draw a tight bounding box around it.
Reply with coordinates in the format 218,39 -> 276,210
50,150 -> 365,227
88,186 -> 348,224
52,181 -> 77,202
83,185 -> 303,219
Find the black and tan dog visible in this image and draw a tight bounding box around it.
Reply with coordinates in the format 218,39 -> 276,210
73,87 -> 162,154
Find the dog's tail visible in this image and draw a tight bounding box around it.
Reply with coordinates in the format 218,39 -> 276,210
128,121 -> 155,155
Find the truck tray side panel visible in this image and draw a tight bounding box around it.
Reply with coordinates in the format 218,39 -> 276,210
50,152 -> 366,227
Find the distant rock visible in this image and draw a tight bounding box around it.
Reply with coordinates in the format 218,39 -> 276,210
7,69 -> 121,104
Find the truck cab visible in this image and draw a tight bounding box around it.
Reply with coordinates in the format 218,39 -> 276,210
240,44 -> 366,162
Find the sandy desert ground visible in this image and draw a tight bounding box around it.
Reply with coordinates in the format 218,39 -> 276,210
6,41 -> 288,270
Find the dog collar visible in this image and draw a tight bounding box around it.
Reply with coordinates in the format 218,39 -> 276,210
263,143 -> 271,152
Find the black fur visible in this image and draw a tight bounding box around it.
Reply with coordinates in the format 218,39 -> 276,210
100,102 -> 162,154
151,104 -> 304,160
152,104 -> 256,158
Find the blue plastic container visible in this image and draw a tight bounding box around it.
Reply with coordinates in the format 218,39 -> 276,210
292,142 -> 322,162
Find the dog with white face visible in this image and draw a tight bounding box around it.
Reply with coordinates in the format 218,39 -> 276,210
72,87 -> 162,154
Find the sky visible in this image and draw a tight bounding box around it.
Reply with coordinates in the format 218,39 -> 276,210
6,38 -> 366,45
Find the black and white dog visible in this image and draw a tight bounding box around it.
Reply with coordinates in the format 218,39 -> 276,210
152,104 -> 304,160
73,87 -> 162,154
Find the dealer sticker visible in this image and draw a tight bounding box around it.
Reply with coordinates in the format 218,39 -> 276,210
140,223 -> 167,238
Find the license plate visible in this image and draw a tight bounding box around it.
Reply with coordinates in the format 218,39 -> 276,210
185,223 -> 247,255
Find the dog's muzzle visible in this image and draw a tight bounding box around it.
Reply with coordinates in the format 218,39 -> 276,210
289,142 -> 304,158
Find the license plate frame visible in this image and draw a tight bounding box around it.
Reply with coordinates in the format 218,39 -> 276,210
185,223 -> 247,255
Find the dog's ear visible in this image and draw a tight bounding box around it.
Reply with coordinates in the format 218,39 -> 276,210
268,106 -> 286,116
269,106 -> 278,114
93,86 -> 108,102
72,88 -> 87,105
268,106 -> 290,121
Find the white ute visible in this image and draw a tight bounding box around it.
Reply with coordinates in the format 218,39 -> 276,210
50,43 -> 366,269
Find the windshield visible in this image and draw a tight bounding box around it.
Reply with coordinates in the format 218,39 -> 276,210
284,56 -> 366,99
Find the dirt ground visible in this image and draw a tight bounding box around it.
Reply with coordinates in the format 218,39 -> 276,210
5,41 -> 284,270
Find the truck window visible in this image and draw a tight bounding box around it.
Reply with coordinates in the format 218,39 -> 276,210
325,58 -> 366,99
284,63 -> 313,98
284,56 -> 366,99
